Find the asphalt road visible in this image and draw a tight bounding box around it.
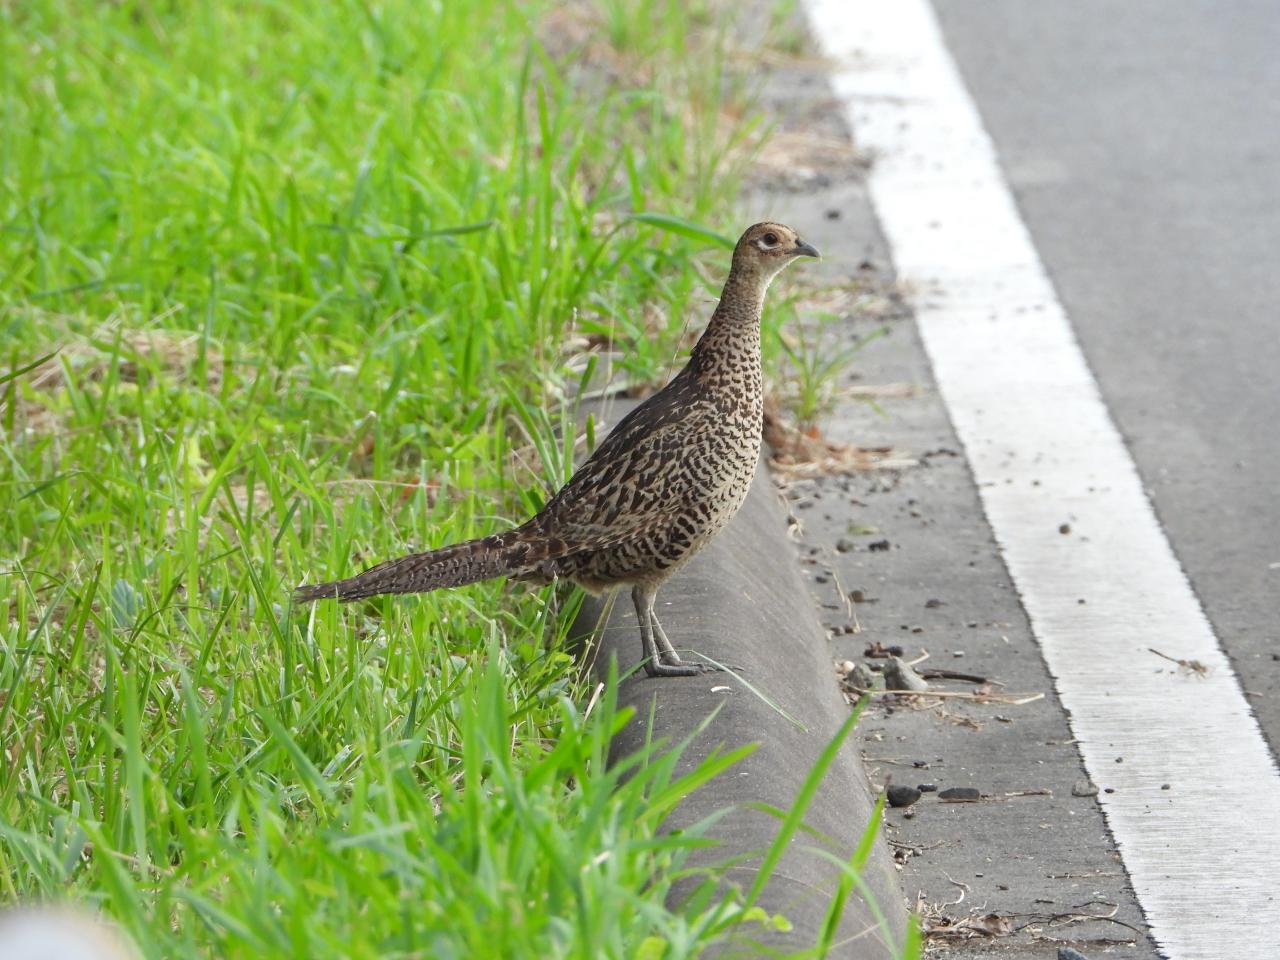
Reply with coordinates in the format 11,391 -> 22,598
748,0 -> 1280,952
929,0 -> 1280,755
747,15 -> 1166,951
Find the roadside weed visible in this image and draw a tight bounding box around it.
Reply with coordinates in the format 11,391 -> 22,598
1,0 -> 902,955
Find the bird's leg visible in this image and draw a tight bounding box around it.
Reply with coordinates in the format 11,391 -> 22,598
631,584 -> 660,672
632,584 -> 704,677
648,609 -> 680,661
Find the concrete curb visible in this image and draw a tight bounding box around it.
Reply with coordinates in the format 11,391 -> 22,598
574,448 -> 907,957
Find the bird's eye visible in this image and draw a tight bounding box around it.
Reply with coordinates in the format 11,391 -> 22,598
763,232 -> 779,245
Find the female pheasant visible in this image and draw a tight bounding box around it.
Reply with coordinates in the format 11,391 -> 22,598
296,222 -> 819,676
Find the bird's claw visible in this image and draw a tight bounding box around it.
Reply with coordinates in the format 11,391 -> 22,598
642,654 -> 736,678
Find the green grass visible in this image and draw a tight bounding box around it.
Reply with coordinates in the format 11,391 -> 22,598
0,1 -> 911,956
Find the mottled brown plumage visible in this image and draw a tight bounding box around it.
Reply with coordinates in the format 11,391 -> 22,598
295,222 -> 819,676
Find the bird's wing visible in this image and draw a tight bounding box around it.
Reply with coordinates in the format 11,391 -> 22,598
528,374 -> 709,550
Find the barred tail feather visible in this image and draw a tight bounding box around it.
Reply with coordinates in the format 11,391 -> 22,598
293,532 -> 528,604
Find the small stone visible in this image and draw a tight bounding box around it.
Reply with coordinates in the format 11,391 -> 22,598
884,656 -> 929,692
917,783 -> 938,793
815,573 -> 829,584
868,539 -> 891,552
910,625 -> 924,633
924,598 -> 944,608
887,784 -> 922,808
938,786 -> 981,802
1058,948 -> 1091,960
1059,523 -> 1071,534
1161,783 -> 1171,790
1104,787 -> 1115,794
952,650 -> 965,657
850,589 -> 866,603
835,537 -> 856,553
847,663 -> 877,689
1071,779 -> 1098,797
967,621 -> 978,628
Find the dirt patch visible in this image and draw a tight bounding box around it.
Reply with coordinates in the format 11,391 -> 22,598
6,310 -> 223,434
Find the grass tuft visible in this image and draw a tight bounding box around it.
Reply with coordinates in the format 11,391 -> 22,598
1,0 -> 901,955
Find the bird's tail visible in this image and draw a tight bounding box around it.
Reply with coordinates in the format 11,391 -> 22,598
293,530 -> 536,604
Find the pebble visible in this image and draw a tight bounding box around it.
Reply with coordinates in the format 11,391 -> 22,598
1071,779 -> 1098,797
924,598 -> 944,608
847,663 -> 877,689
938,786 -> 981,802
884,656 -> 929,692
887,784 -> 922,808
1059,523 -> 1072,535
917,783 -> 938,793
868,539 -> 891,552
1058,948 -> 1091,960
835,537 -> 856,553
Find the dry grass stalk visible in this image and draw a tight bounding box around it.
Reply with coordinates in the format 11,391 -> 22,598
764,393 -> 914,476
6,311 -> 223,434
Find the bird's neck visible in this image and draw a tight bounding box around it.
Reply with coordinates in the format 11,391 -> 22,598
689,266 -> 769,375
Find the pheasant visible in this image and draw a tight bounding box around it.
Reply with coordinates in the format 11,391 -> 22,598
295,222 -> 819,676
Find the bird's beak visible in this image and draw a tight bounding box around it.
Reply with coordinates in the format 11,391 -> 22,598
793,238 -> 821,259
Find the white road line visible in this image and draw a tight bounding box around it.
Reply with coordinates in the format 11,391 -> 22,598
802,0 -> 1280,955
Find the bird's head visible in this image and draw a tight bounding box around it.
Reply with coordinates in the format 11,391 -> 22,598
730,222 -> 820,281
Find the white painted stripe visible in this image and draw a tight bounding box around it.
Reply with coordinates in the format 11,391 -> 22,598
802,0 -> 1280,955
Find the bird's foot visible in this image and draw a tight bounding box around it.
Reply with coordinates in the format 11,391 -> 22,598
642,654 -> 724,678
